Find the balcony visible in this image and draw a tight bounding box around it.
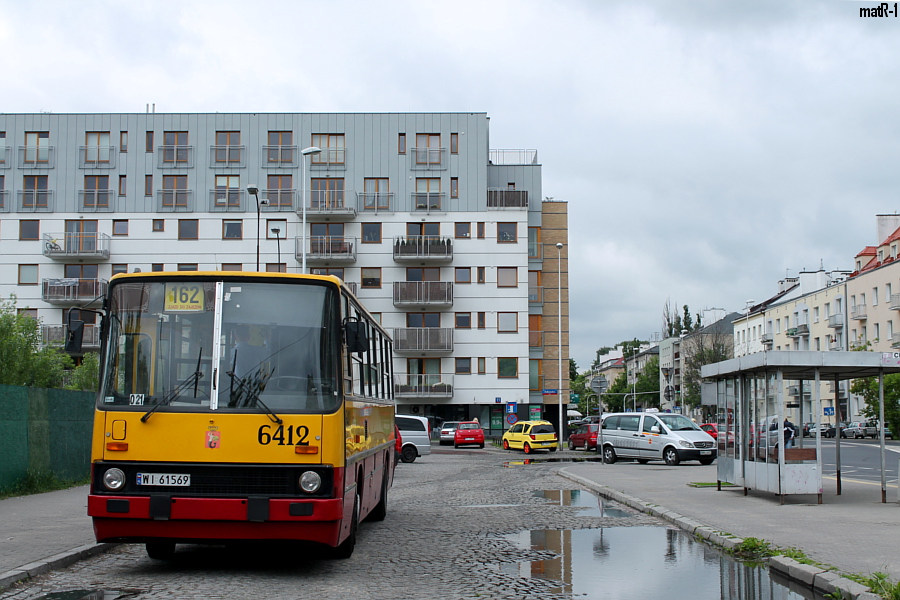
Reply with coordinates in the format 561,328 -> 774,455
262,188 -> 295,212
891,294 -> 900,310
411,192 -> 446,213
761,332 -> 774,346
209,145 -> 245,168
851,304 -> 867,320
850,338 -> 869,350
827,381 -> 848,397
529,286 -> 544,305
0,190 -> 9,212
310,148 -> 346,171
0,145 -> 9,167
786,324 -> 809,338
489,149 -> 538,165
297,236 -> 357,263
18,190 -> 53,212
394,374 -> 454,399
827,314 -> 844,329
43,232 -> 110,260
262,145 -> 298,168
392,281 -> 453,307
829,341 -> 842,351
209,189 -> 246,212
79,190 -> 115,212
157,189 -> 194,212
78,146 -> 117,169
157,145 -> 193,168
42,324 -> 100,350
410,147 -> 445,170
529,331 -> 543,348
788,383 -> 811,398
41,278 -> 108,305
892,333 -> 900,349
18,145 -> 55,168
303,189 -> 357,220
393,236 -> 453,262
357,192 -> 394,214
487,189 -> 528,209
392,328 -> 453,353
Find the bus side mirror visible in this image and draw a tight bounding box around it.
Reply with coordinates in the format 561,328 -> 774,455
65,320 -> 85,353
344,320 -> 369,353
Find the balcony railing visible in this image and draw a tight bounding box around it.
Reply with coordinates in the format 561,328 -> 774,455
209,145 -> 245,167
42,324 -> 100,350
43,232 -> 111,260
392,236 -> 453,261
410,147 -> 445,170
0,190 -> 8,212
489,149 -> 538,165
79,190 -> 115,212
310,148 -> 346,169
788,384 -> 811,397
487,189 -> 528,209
0,145 -> 10,167
392,327 -> 453,353
891,294 -> 900,310
357,192 -> 394,214
829,341 -> 842,351
394,374 -> 454,398
41,278 -> 108,304
528,286 -> 543,305
262,188 -> 295,211
263,145 -> 298,167
19,145 -> 55,168
528,241 -> 543,260
297,236 -> 357,263
850,338 -> 869,350
786,324 -> 809,338
761,332 -> 773,346
393,281 -> 453,306
78,146 -> 116,168
851,304 -> 867,320
209,189 -> 245,212
157,189 -> 193,212
827,314 -> 844,329
157,145 -> 193,168
304,189 -> 357,218
18,190 -> 53,212
411,192 -> 446,213
892,333 -> 900,349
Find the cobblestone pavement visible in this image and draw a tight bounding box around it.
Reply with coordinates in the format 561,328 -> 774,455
0,447 -> 662,600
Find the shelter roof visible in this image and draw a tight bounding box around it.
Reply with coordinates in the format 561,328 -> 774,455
701,351 -> 900,381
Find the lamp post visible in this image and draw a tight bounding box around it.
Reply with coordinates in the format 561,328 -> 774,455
247,185 -> 267,271
271,227 -> 282,271
556,242 -> 564,442
299,146 -> 322,273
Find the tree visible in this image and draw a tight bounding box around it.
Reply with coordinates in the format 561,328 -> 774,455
0,295 -> 73,388
601,371 -> 628,412
681,329 -> 732,410
634,356 -> 661,409
849,375 -> 900,441
66,352 -> 100,392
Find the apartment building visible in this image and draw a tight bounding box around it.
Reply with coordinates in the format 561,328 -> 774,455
0,112 -> 569,432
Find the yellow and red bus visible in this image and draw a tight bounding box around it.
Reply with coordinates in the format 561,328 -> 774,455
86,272 -> 394,559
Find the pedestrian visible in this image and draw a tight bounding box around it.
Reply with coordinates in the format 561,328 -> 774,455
783,418 -> 796,449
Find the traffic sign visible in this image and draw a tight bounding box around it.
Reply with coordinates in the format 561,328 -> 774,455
590,376 -> 608,394
824,407 -> 835,416
663,386 -> 675,402
506,402 -> 517,414
542,389 -> 558,395
506,414 -> 518,425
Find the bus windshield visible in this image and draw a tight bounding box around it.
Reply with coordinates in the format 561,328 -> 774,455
100,278 -> 340,414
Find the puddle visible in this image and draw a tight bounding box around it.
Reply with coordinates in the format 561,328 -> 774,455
493,525 -> 822,599
35,592 -> 136,600
532,489 -> 634,518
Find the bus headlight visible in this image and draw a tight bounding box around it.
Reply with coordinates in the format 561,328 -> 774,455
103,468 -> 126,491
299,471 -> 322,494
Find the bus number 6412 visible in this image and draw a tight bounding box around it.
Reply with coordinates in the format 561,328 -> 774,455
258,424 -> 309,446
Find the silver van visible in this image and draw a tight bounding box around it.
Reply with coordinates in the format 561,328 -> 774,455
599,411 -> 716,466
395,415 -> 432,463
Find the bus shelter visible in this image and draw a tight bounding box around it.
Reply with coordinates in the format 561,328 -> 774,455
701,351 -> 900,504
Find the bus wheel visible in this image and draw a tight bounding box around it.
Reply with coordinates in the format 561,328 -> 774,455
368,472 -> 388,522
146,541 -> 176,560
333,494 -> 359,559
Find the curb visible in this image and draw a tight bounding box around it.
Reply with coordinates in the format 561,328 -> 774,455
559,469 -> 873,600
0,543 -> 118,592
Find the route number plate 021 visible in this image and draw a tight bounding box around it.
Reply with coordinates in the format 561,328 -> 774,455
136,473 -> 190,486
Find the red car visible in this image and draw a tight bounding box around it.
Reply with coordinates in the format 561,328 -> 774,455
454,421 -> 485,448
568,423 -> 599,451
700,423 -> 718,439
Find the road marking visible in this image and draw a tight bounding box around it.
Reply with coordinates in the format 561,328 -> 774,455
822,476 -> 898,488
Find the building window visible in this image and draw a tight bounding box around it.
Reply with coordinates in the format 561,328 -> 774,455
24,132 -> 50,164
530,359 -> 542,390
119,131 -> 128,152
498,222 -> 517,242
178,219 -> 199,240
145,131 -> 154,152
477,222 -> 485,239
498,312 -> 518,333
311,178 -> 345,209
414,178 -> 441,210
267,219 -> 287,239
266,263 -> 286,273
112,264 -> 128,275
145,174 -> 153,196
498,357 -> 518,378
450,133 -> 459,154
112,220 -> 129,236
18,264 -> 38,285
177,263 -> 198,271
497,267 -> 518,287
362,178 -> 390,211
407,222 -> 440,237
267,174 -> 293,208
477,357 -> 486,374
162,174 -> 188,208
152,219 -> 164,232
477,267 -> 485,283
415,134 -> 441,165
455,357 -> 471,374
311,267 -> 345,279
221,263 -> 242,271
23,175 -> 49,209
450,177 -> 459,198
19,220 -> 39,240
477,312 -> 486,329
406,267 -> 440,282
362,267 -> 382,288
215,175 -> 241,208
214,131 -> 241,163
163,131 -> 189,163
84,131 -> 111,164
455,222 -> 470,238
362,223 -> 382,243
222,220 -> 242,239
83,175 -> 110,209
311,134 -> 345,164
455,313 -> 471,329
152,263 -> 164,272
65,264 -> 98,279
455,267 -> 471,283
407,313 -> 440,327
398,133 -> 406,154
267,131 -> 294,163
118,175 -> 127,196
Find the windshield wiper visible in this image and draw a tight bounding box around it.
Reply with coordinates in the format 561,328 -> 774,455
225,370 -> 282,424
141,349 -> 203,423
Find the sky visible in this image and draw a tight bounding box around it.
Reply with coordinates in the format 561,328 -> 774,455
3,0 -> 899,372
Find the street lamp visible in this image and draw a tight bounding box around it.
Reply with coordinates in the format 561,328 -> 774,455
247,185 -> 268,271
271,227 -> 282,271
556,242 -> 564,442
299,146 -> 322,273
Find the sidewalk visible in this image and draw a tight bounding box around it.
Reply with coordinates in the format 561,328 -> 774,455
0,485 -> 113,591
560,461 -> 900,583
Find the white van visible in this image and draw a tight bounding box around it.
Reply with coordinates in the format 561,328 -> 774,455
395,415 -> 432,463
599,411 -> 716,466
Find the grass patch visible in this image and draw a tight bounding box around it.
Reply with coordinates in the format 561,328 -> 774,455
857,572 -> 900,600
0,469 -> 89,500
688,481 -> 735,487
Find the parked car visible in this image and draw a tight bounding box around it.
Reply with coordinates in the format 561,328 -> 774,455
700,423 -> 718,439
395,415 -> 432,463
568,423 -> 599,451
600,411 -> 716,465
439,421 -> 462,445
804,422 -> 828,437
501,420 -> 559,454
454,421 -> 485,448
842,421 -> 877,439
823,422 -> 848,438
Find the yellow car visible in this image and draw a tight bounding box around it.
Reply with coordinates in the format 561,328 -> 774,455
501,420 -> 559,454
